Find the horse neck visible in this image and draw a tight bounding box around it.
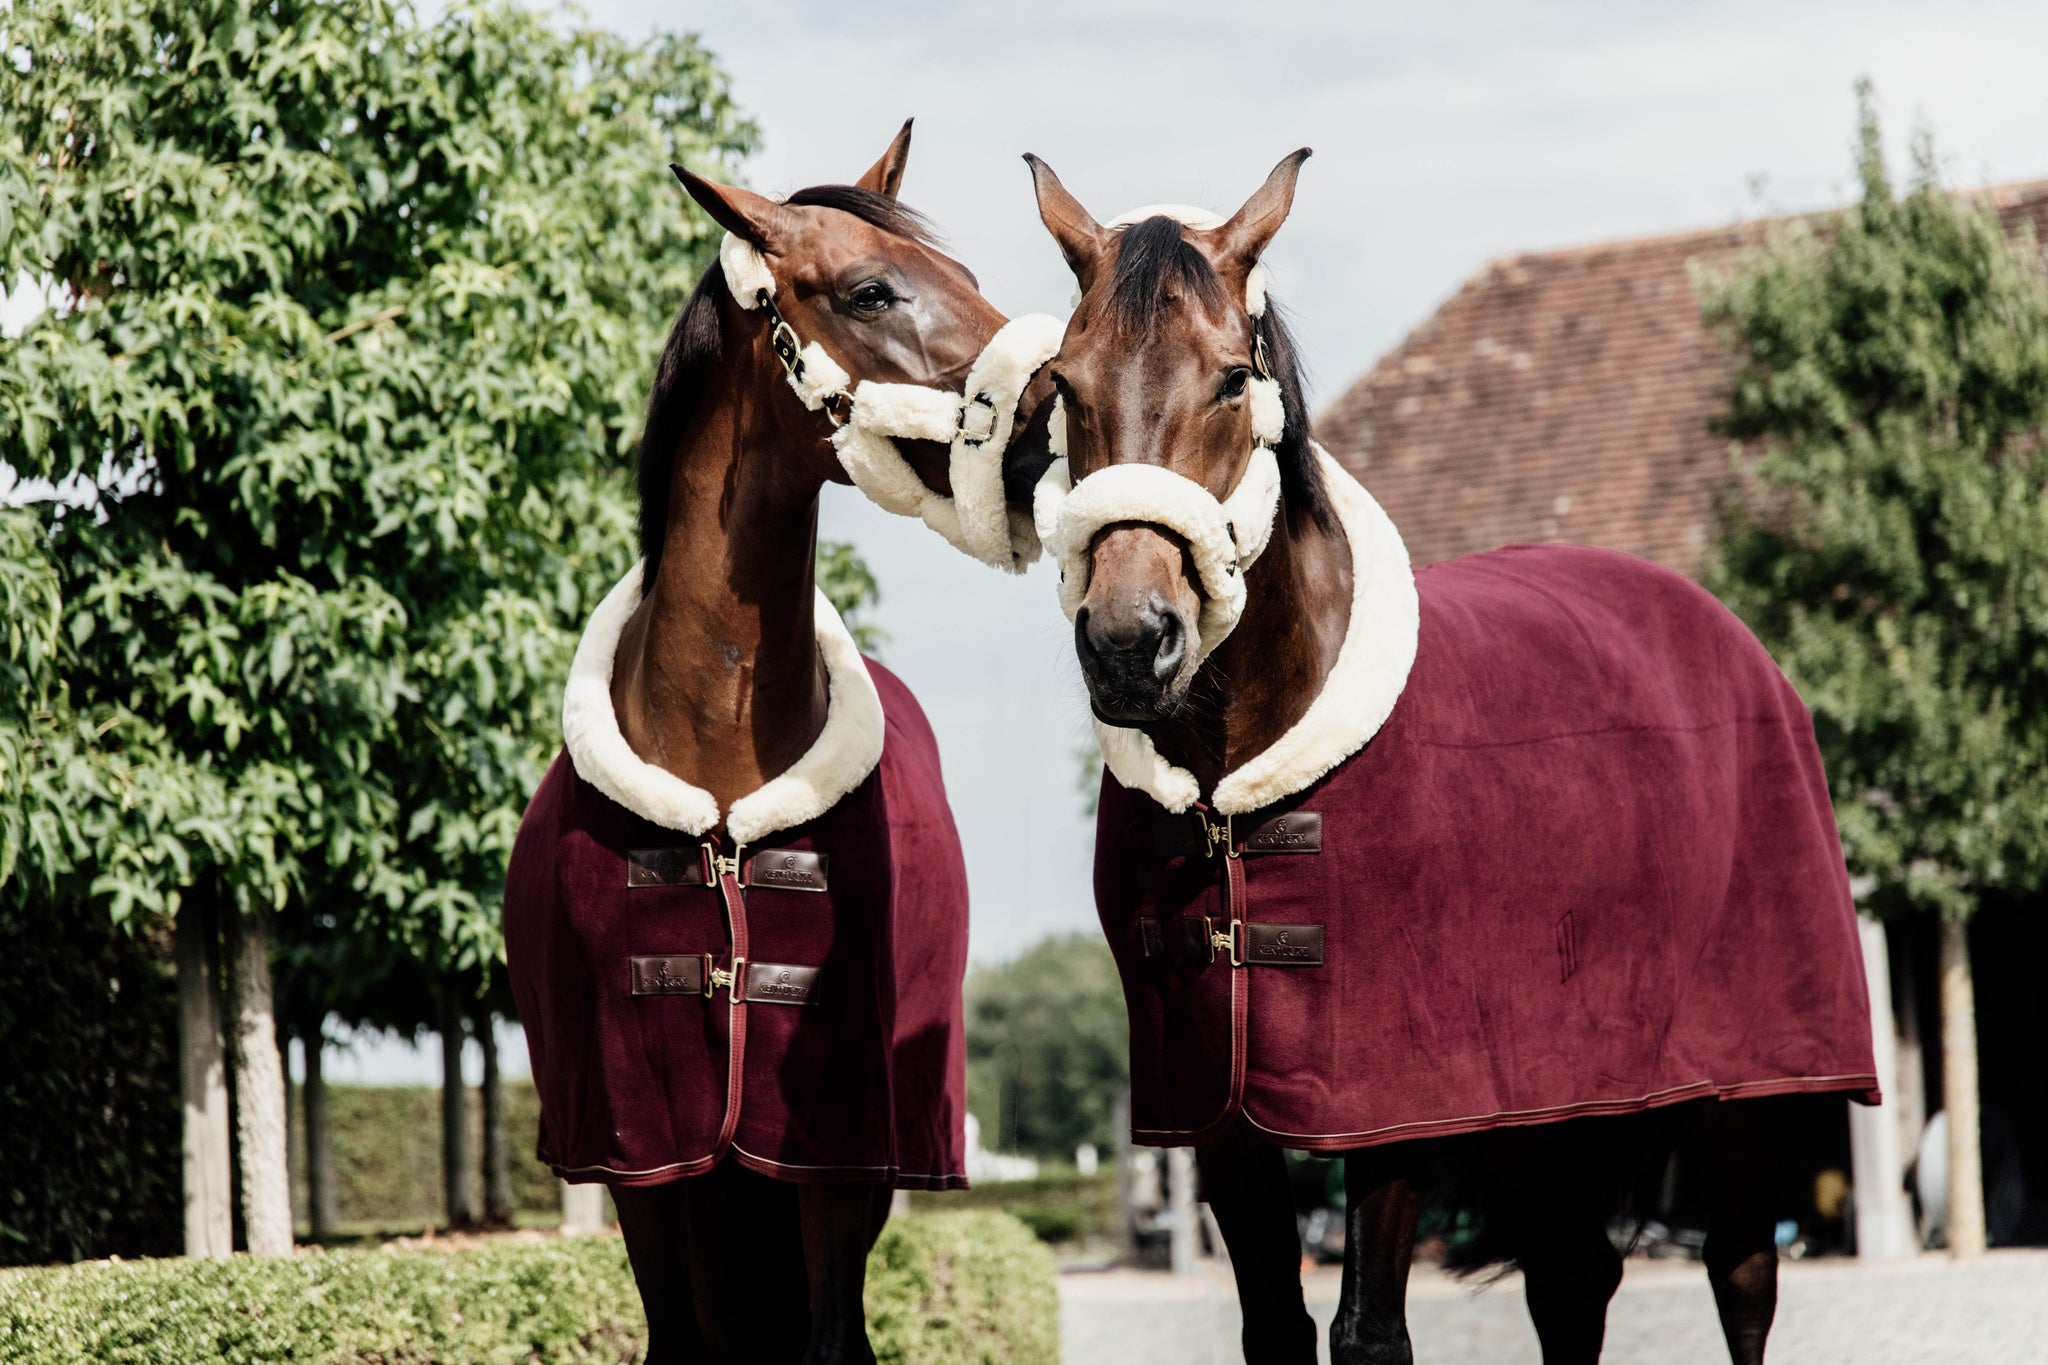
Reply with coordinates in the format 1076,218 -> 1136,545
611,320 -> 833,823
1149,504 -> 1353,799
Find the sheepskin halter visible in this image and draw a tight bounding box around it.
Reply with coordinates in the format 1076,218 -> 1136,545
1030,205 -> 1287,660
719,233 -> 1063,572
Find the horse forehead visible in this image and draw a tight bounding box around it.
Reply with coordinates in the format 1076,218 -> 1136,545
780,208 -> 917,281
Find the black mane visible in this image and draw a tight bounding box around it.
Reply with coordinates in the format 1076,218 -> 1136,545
1106,216 -> 1329,529
635,184 -> 939,580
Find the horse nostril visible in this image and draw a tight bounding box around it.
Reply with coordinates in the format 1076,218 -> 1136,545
1074,607 -> 1100,669
1151,607 -> 1184,682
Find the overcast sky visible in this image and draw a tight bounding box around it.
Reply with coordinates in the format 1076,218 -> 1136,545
599,0 -> 2048,967
335,0 -> 2048,1081
17,1 -> 2048,1080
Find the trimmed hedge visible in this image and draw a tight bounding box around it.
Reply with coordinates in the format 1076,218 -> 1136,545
0,1211 -> 1059,1365
292,1081 -> 561,1231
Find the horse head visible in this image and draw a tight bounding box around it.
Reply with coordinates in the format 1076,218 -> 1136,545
1021,150 -> 1322,725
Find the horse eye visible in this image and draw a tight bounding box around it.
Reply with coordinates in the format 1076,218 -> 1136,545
1217,367 -> 1251,401
848,280 -> 896,315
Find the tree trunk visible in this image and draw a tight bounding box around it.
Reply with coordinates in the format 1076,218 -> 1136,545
1940,913 -> 1986,1256
439,985 -> 476,1229
476,1004 -> 514,1226
175,904 -> 233,1258
1849,914 -> 1914,1259
229,909 -> 294,1256
303,1021 -> 339,1241
1166,1146 -> 1199,1275
561,1180 -> 607,1234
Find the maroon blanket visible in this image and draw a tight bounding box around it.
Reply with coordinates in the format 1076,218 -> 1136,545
504,661 -> 969,1188
1096,545 -> 1879,1151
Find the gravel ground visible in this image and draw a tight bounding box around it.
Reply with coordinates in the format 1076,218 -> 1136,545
1058,1249 -> 2048,1364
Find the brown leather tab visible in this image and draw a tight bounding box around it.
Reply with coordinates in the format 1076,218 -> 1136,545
1243,923 -> 1325,966
630,954 -> 708,995
1178,915 -> 1216,965
627,848 -> 707,888
1150,814 -> 1202,859
1242,811 -> 1322,854
1137,916 -> 1164,959
746,848 -> 828,892
742,962 -> 821,1005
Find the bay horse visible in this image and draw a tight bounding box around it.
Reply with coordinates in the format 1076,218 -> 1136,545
1014,150 -> 1881,1364
503,123 -> 1056,1365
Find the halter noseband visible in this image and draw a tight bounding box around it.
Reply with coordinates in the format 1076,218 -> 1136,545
719,232 -> 1062,573
1031,204 -> 1287,661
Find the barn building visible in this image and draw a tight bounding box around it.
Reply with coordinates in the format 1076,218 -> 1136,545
1316,180 -> 2048,1256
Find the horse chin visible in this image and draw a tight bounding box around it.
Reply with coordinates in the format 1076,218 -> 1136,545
894,437 -> 954,496
1087,681 -> 1189,729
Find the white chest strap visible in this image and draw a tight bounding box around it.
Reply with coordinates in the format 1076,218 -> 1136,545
720,233 -> 1061,573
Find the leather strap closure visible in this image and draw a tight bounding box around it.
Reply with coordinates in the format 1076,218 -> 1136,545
630,954 -> 709,996
1137,916 -> 1165,959
1149,808 -> 1324,861
740,962 -> 821,1006
1242,923 -> 1325,966
627,845 -> 828,891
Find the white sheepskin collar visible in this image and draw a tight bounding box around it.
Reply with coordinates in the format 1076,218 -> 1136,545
561,561 -> 886,845
1093,448 -> 1420,816
720,233 -> 1061,572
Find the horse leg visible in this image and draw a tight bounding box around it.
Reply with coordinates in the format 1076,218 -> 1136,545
1515,1208 -> 1623,1365
1701,1101 -> 1780,1365
1328,1151 -> 1422,1365
796,1180 -> 894,1365
612,1182 -> 707,1365
672,1161 -> 809,1364
1490,1130 -> 1623,1365
1195,1129 -> 1318,1365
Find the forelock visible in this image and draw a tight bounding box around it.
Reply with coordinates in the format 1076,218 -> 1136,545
1106,216 -> 1227,334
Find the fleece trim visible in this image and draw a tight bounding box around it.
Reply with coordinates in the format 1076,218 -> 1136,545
1094,448 -> 1421,815
1035,408 -> 1283,661
717,231 -> 1059,572
720,234 -> 777,306
561,561 -> 886,844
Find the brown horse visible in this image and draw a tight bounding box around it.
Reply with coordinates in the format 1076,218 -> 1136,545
504,123 -> 1047,1365
1016,150 -> 1879,1365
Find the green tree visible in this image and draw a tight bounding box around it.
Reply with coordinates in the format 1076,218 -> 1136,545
1699,87 -> 2048,1256
966,934 -> 1129,1159
0,0 -> 760,1253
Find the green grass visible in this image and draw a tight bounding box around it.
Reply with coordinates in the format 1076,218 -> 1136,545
0,1212 -> 1058,1365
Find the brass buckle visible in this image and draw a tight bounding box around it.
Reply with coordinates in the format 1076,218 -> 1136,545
1200,814 -> 1235,860
711,854 -> 740,881
707,956 -> 744,999
1214,920 -> 1245,968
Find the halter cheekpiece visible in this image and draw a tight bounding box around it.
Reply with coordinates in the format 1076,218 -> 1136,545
719,232 -> 1062,573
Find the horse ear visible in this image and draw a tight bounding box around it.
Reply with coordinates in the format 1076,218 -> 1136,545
1023,154 -> 1110,291
670,164 -> 796,250
1211,148 -> 1312,273
855,119 -> 914,198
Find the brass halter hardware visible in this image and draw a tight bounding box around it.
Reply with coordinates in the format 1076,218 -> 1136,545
756,287 -> 853,428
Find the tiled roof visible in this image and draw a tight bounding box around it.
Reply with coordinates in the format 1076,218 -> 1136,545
1316,180 -> 2048,575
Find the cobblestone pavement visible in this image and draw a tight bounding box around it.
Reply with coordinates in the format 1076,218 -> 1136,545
1058,1250 -> 2048,1364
